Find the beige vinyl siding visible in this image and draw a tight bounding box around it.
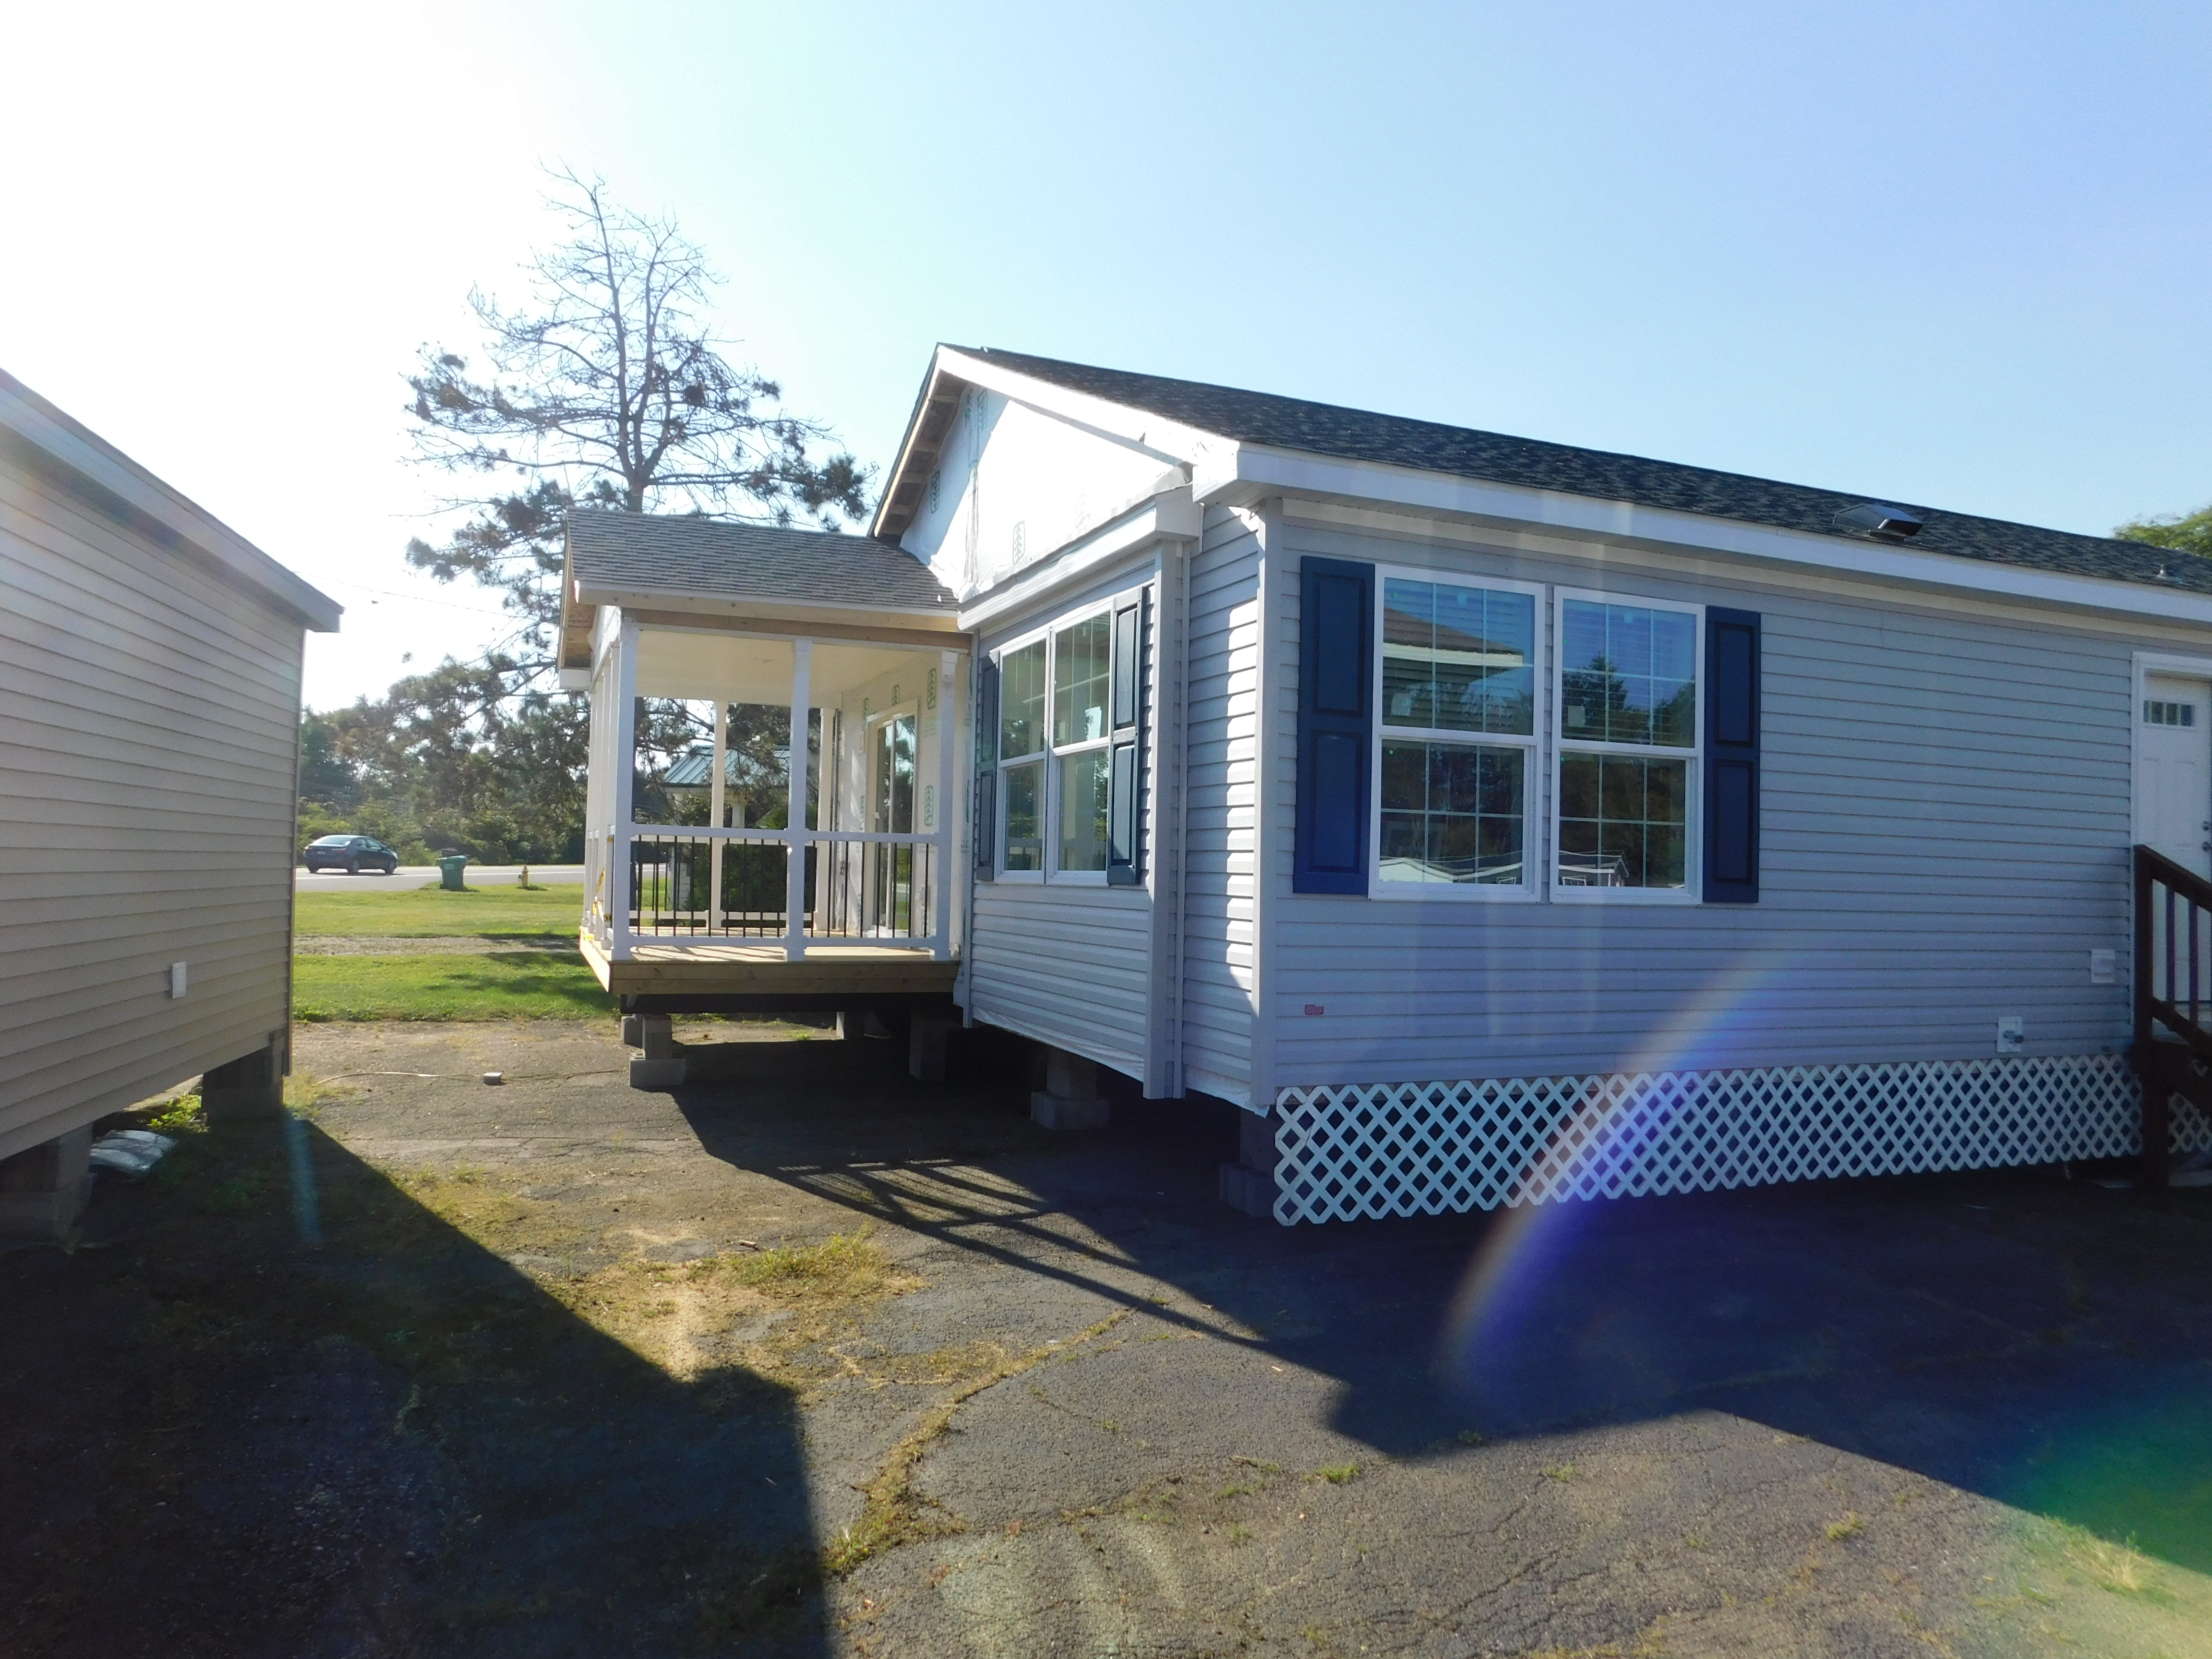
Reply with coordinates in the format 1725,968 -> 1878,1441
966,559 -> 1162,1083
0,458 -> 302,1160
1176,506 -> 1263,1106
1263,514 -> 2141,1089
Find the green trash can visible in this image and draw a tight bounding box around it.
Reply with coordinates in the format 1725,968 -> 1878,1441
437,854 -> 469,891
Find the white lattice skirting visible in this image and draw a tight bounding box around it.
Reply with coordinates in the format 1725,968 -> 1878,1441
1273,1056 -> 2212,1226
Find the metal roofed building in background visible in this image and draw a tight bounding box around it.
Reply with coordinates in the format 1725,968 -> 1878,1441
876,346 -> 2201,599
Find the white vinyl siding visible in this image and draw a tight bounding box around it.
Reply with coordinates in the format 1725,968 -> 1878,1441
966,559 -> 1163,1083
1267,515 -> 2139,1089
1177,506 -> 1264,1106
0,457 -> 305,1160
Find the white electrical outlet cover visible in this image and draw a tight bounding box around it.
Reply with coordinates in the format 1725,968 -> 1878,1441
2089,949 -> 2116,985
168,961 -> 188,998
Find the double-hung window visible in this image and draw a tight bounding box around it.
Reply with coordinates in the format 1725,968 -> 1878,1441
1553,591 -> 1700,894
997,639 -> 1046,874
990,591 -> 1143,883
1374,573 -> 1542,893
1051,613 -> 1112,876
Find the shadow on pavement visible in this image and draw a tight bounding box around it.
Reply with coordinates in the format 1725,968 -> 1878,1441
0,1114 -> 826,1659
672,1031 -> 2212,1579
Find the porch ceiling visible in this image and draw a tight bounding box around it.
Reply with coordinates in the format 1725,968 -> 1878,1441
634,629 -> 952,705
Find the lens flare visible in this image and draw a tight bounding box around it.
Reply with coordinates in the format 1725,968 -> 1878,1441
1441,958 -> 1798,1417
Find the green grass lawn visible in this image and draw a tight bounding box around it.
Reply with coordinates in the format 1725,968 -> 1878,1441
295,885 -> 586,939
293,952 -> 615,1022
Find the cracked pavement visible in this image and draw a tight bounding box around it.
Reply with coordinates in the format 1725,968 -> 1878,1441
7,1019 -> 2212,1658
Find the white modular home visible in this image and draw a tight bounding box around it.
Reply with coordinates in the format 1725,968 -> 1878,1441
573,347 -> 2212,1222
0,368 -> 340,1232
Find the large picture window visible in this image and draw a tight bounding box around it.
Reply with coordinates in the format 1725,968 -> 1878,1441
1553,595 -> 1700,892
1374,575 -> 1540,891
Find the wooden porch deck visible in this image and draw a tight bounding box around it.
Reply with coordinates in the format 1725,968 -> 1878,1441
579,932 -> 959,997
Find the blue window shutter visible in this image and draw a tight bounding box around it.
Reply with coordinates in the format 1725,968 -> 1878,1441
973,657 -> 998,879
1703,607 -> 1760,903
1294,557 -> 1373,894
1107,591 -> 1148,884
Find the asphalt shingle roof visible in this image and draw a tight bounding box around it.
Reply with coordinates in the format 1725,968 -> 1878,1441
963,348 -> 2209,598
565,509 -> 958,612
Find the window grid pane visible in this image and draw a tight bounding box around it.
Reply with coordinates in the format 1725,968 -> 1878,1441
1557,754 -> 1688,889
1381,579 -> 1534,737
1052,615 -> 1110,747
1000,642 -> 1045,760
1058,748 -> 1110,872
1002,761 -> 1042,871
1559,600 -> 1696,748
1378,740 -> 1525,885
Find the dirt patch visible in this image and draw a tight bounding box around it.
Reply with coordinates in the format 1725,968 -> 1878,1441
7,1021 -> 2212,1658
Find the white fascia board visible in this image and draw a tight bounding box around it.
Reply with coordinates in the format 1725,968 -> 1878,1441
1213,443 -> 2212,631
0,374 -> 342,632
957,489 -> 1200,636
931,349 -> 1212,469
570,581 -> 961,625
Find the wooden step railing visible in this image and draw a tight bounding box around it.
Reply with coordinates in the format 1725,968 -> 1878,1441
2132,843 -> 2212,1186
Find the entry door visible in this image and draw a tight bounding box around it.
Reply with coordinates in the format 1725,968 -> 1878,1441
871,713 -> 917,932
2138,673 -> 2212,879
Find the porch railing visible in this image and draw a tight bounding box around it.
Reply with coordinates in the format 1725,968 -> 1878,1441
598,825 -> 947,956
2131,843 -> 2212,1186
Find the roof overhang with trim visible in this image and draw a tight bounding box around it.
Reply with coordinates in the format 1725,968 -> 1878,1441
0,367 -> 340,633
872,346 -> 2212,634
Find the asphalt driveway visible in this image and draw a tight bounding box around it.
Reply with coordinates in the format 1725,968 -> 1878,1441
5,1021 -> 2209,1658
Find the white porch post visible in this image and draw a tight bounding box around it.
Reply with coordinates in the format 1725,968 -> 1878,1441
784,638 -> 812,961
708,699 -> 727,934
935,648 -> 959,956
611,613 -> 640,958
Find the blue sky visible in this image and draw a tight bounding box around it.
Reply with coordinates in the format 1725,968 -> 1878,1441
5,2 -> 2208,708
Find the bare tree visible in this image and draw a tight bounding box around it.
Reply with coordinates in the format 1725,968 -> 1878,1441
403,168 -> 871,684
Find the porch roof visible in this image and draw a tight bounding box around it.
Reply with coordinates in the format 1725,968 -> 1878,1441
561,510 -> 960,672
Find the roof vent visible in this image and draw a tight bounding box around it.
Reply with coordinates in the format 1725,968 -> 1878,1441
1834,502 -> 1924,541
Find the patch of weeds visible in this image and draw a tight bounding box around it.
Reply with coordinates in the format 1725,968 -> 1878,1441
732,1230 -> 892,1302
283,1071 -> 351,1118
2064,1529 -> 2157,1595
1316,1462 -> 1359,1485
1826,1512 -> 1864,1541
1100,1419 -> 1121,1434
1226,1522 -> 1252,1544
1218,1483 -> 1252,1499
1544,1463 -> 1578,1482
1457,1428 -> 1485,1446
144,1093 -> 204,1135
1235,1456 -> 1282,1474
1684,1531 -> 1709,1551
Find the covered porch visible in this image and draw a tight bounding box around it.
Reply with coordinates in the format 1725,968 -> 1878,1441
555,510 -> 970,1006
579,618 -> 967,998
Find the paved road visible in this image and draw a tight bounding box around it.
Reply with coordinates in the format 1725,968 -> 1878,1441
293,864 -> 586,893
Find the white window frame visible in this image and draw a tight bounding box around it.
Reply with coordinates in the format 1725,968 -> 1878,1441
1369,565 -> 1547,902
1548,586 -> 1704,905
990,584 -> 1147,886
1045,599 -> 1116,887
991,628 -> 1049,884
